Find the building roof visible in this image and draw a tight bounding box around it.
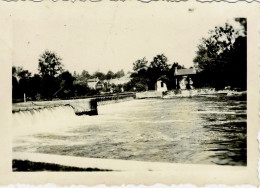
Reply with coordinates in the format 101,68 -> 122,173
157,75 -> 168,82
175,68 -> 196,76
109,75 -> 131,85
87,82 -> 97,89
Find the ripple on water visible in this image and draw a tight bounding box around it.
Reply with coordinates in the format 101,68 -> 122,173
13,97 -> 247,166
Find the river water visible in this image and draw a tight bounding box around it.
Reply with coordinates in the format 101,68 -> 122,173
13,96 -> 247,166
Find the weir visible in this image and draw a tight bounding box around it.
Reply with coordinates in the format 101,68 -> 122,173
96,93 -> 136,105
12,93 -> 136,115
12,98 -> 98,116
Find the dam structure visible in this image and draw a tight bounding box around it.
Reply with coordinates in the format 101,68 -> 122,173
12,92 -> 136,116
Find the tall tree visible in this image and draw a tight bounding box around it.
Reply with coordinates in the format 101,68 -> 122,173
133,58 -> 148,72
55,71 -> 75,98
38,50 -> 63,78
93,71 -> 106,80
129,57 -> 149,91
12,66 -> 36,101
106,70 -> 114,80
115,69 -> 125,78
147,54 -> 170,90
38,50 -> 64,99
193,19 -> 247,90
81,70 -> 90,79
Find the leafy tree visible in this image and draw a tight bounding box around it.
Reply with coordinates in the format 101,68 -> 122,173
55,71 -> 75,98
93,71 -> 106,80
193,19 -> 247,90
38,50 -> 64,99
106,70 -> 114,80
150,54 -> 169,72
147,54 -> 170,90
12,66 -> 33,100
133,58 -> 148,72
38,50 -> 63,78
115,69 -> 125,78
17,70 -> 31,80
81,70 -> 90,79
129,55 -> 182,91
129,57 -> 149,91
12,66 -> 32,80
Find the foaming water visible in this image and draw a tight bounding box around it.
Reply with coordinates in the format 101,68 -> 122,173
13,106 -> 89,136
13,97 -> 246,166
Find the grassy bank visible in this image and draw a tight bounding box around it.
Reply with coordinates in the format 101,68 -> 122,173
12,160 -> 113,172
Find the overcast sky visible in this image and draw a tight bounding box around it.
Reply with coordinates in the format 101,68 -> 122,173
11,2 -> 243,75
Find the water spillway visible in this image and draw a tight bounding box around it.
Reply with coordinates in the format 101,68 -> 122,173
13,105 -> 76,128
12,93 -> 136,115
12,98 -> 98,116
12,105 -> 95,138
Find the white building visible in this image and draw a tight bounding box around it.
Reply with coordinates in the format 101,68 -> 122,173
87,78 -> 104,90
155,78 -> 168,92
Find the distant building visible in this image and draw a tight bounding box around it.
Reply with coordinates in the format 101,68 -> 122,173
155,76 -> 168,92
87,78 -> 104,90
174,68 -> 196,89
109,73 -> 131,85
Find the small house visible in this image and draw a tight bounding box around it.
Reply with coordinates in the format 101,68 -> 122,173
174,68 -> 196,89
155,77 -> 168,92
87,78 -> 104,90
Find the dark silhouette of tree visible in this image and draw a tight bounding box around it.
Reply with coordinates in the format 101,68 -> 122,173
106,70 -> 114,80
193,19 -> 247,90
93,71 -> 106,80
55,71 -> 75,98
115,69 -> 125,78
29,74 -> 42,100
133,57 -> 148,72
38,50 -> 64,99
12,66 -> 33,101
128,57 -> 149,91
147,54 -> 170,90
38,50 -> 63,78
81,70 -> 90,79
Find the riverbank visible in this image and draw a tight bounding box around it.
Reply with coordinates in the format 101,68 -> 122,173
13,152 -> 244,172
136,89 -> 246,100
13,159 -> 112,172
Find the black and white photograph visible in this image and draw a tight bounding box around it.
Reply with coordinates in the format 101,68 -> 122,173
0,0 -> 259,186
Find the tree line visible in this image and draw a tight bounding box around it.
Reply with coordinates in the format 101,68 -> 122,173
12,18 -> 247,102
125,18 -> 247,92
125,55 -> 185,92
193,18 -> 247,90
12,51 -> 126,102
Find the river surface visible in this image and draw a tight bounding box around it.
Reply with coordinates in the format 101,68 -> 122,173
13,97 -> 247,166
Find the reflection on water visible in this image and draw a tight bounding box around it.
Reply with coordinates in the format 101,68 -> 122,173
13,97 -> 247,166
